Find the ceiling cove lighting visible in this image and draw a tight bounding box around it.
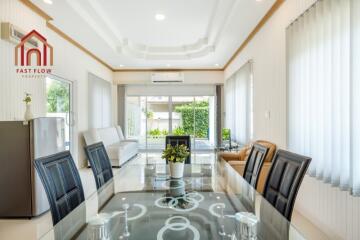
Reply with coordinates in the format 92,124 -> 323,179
155,14 -> 166,21
43,0 -> 53,4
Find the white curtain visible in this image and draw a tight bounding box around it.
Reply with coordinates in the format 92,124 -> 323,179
88,73 -> 112,129
225,62 -> 252,145
288,0 -> 360,195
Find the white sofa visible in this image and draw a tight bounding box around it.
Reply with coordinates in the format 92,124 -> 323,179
83,126 -> 138,167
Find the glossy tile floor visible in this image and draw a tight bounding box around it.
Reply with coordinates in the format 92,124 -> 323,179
0,152 -> 328,240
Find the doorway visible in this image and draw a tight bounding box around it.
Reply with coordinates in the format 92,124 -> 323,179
125,96 -> 215,151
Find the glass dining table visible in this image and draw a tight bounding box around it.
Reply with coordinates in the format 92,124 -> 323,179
39,158 -> 306,240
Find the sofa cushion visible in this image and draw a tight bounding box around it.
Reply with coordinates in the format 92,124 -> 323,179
105,143 -> 122,159
106,141 -> 138,159
115,126 -> 125,141
83,129 -> 101,145
219,140 -> 276,163
97,128 -> 120,147
119,142 -> 137,153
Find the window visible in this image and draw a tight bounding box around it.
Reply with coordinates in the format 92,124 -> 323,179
46,76 -> 73,151
124,85 -> 216,151
287,0 -> 360,195
225,61 -> 253,145
125,96 -> 215,151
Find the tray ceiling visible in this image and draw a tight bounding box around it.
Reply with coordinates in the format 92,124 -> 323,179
30,0 -> 276,69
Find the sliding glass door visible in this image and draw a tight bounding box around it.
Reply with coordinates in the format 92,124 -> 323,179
194,96 -> 214,150
126,95 -> 215,151
146,96 -> 169,150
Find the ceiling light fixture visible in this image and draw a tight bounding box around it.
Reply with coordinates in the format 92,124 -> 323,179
43,0 -> 53,4
166,64 -> 171,67
155,14 -> 166,21
119,64 -> 124,67
215,63 -> 219,67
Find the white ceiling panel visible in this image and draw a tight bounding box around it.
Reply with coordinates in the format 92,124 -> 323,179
30,0 -> 276,69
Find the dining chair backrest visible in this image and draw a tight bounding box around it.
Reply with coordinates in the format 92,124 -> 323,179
165,135 -> 191,164
84,142 -> 114,189
243,143 -> 269,189
34,151 -> 85,225
263,149 -> 311,220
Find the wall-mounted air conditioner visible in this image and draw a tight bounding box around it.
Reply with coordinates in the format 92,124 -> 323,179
1,22 -> 38,48
151,72 -> 184,84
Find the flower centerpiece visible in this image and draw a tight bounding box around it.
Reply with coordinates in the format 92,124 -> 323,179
23,92 -> 33,121
162,144 -> 190,178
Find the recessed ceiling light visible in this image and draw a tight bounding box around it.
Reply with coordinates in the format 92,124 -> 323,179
155,14 -> 166,21
119,64 -> 124,67
43,0 -> 53,4
215,63 -> 219,67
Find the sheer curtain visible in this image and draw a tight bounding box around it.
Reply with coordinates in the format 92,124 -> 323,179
225,61 -> 252,144
288,0 -> 360,195
88,73 -> 112,129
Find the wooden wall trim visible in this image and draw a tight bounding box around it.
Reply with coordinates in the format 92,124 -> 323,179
223,0 -> 285,70
46,22 -> 114,71
19,0 -> 53,21
19,0 -> 284,73
114,69 -> 223,72
19,0 -> 114,71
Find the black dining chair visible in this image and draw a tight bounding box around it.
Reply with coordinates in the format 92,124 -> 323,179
84,142 -> 114,190
263,149 -> 311,220
34,151 -> 85,225
165,135 -> 191,164
243,143 -> 269,189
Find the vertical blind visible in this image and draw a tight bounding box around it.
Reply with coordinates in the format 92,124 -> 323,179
288,0 -> 360,195
225,61 -> 252,145
88,73 -> 112,129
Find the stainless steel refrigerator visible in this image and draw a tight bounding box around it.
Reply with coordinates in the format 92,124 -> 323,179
0,117 -> 66,217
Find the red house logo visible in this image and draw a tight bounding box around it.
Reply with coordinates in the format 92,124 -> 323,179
15,30 -> 53,66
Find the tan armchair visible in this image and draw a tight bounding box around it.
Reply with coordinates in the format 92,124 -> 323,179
219,140 -> 277,193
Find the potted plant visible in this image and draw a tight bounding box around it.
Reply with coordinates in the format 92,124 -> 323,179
23,92 -> 33,121
162,144 -> 190,178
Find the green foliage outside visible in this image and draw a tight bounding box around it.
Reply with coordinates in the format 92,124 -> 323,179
47,81 -> 69,113
148,128 -> 162,137
174,101 -> 209,138
173,126 -> 185,136
161,144 -> 190,163
148,128 -> 168,137
143,109 -> 154,119
222,128 -> 231,140
146,100 -> 209,138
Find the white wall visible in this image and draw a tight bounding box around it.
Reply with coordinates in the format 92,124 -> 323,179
0,0 -> 115,167
114,70 -> 224,85
225,0 -> 317,148
225,0 -> 360,239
